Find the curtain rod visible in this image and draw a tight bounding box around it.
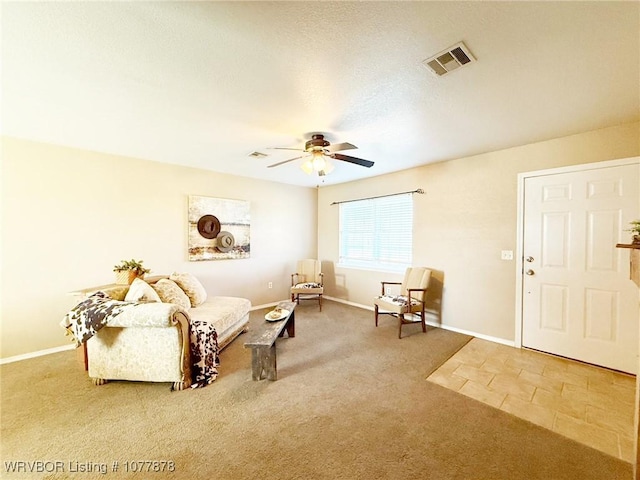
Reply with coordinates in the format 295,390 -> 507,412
330,188 -> 424,206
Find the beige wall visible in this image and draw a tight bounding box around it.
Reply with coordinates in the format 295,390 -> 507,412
0,137 -> 317,359
318,122 -> 640,342
2,122 -> 638,358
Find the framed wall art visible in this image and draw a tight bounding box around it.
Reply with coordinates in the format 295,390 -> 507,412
188,195 -> 250,261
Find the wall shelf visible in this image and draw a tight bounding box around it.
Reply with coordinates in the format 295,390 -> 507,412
616,242 -> 640,479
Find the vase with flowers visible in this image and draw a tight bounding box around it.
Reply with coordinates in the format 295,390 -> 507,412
113,259 -> 151,285
625,220 -> 640,245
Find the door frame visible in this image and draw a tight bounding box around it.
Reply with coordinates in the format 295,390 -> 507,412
514,156 -> 640,349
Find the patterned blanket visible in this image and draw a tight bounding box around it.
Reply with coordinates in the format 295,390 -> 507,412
189,319 -> 219,389
61,291 -> 140,346
61,292 -> 219,389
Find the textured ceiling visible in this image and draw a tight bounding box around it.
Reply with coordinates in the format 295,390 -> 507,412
2,1 -> 639,187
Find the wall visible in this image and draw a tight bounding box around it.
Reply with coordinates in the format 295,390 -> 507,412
0,137 -> 317,359
318,122 -> 640,343
2,122 -> 638,358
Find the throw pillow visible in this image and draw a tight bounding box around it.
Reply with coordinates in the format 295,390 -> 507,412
169,272 -> 207,307
152,279 -> 191,311
125,278 -> 162,303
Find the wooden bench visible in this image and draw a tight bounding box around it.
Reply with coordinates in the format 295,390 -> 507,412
244,301 -> 295,381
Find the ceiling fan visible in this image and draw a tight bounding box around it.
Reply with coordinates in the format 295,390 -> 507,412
267,134 -> 374,176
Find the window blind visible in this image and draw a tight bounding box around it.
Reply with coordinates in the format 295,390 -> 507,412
338,193 -> 413,271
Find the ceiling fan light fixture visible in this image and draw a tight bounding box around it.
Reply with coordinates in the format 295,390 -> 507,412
323,157 -> 334,174
312,151 -> 326,171
266,133 -> 373,172
301,151 -> 334,176
301,158 -> 314,175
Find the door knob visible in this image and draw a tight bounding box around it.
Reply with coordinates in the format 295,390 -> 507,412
525,256 -> 534,262
525,269 -> 535,276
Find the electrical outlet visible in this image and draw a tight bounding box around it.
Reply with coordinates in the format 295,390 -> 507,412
268,282 -> 273,289
501,250 -> 514,260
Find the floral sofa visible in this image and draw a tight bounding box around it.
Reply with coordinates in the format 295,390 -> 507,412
67,273 -> 250,390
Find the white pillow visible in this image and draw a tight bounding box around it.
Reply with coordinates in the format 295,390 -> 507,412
124,278 -> 162,303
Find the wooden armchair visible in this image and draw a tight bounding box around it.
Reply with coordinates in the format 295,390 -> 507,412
374,267 -> 432,338
290,259 -> 324,311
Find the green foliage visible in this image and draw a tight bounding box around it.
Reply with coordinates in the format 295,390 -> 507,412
626,220 -> 640,235
113,259 -> 151,275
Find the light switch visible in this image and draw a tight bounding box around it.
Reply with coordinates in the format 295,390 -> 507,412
501,250 -> 514,260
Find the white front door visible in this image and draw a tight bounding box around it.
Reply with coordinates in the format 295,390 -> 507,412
521,162 -> 640,374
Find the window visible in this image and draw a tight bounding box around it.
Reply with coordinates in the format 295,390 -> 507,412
338,193 -> 413,272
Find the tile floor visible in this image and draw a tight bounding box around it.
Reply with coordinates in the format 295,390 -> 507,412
427,338 -> 636,463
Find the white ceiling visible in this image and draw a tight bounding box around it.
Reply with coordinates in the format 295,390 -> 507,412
2,1 -> 639,188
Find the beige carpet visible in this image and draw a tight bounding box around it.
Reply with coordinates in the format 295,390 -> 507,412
0,300 -> 632,479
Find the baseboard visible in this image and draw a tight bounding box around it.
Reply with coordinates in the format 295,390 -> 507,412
2,304 -> 282,364
325,295 -> 516,347
325,296 -> 374,311
250,301 -> 288,311
0,343 -> 75,365
1,298 -> 514,364
425,322 -> 515,347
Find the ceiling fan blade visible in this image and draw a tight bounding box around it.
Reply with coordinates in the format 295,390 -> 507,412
267,155 -> 307,168
267,147 -> 304,152
331,153 -> 374,168
327,142 -> 357,152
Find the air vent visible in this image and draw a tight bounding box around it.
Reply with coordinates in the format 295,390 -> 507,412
248,151 -> 268,158
422,41 -> 475,77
